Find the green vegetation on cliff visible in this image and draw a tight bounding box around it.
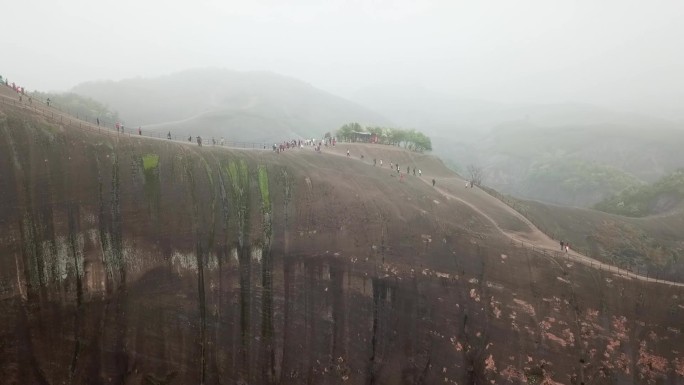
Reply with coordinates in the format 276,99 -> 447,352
594,169 -> 684,217
258,166 -> 270,213
226,160 -> 249,198
142,154 -> 159,171
225,159 -> 251,247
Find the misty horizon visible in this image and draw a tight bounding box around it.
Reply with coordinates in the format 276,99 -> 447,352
3,0 -> 684,121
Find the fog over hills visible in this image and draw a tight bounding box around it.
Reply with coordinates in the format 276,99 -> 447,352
352,84 -> 675,134
353,84 -> 684,207
71,71 -> 684,207
72,68 -> 390,142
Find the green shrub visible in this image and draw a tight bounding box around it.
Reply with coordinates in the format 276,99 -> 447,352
142,154 -> 159,171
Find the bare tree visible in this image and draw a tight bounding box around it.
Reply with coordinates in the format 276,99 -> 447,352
467,164 -> 485,186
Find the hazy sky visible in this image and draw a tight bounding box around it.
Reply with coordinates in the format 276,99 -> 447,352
3,0 -> 684,119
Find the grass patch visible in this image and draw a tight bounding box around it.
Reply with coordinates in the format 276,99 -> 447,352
226,159 -> 250,199
258,166 -> 270,212
142,154 -> 159,171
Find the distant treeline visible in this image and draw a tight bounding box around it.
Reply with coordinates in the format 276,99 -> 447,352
594,168 -> 684,217
335,122 -> 432,152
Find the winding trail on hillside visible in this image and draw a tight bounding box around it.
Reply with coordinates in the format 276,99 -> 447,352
320,144 -> 684,287
2,88 -> 681,287
0,89 -> 269,149
424,177 -> 684,287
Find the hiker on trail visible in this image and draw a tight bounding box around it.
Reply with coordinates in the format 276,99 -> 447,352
197,136 -> 202,146
138,127 -> 142,135
116,122 -> 120,132
432,178 -> 436,187
121,124 -> 125,133
413,167 -> 416,176
380,159 -> 383,167
560,241 -> 564,251
374,158 -> 377,166
347,150 -> 350,157
220,137 -> 225,146
407,166 -> 410,174
188,136 -> 192,142
212,137 -> 216,145
465,181 -> 469,188
167,131 -> 171,139
46,98 -> 50,106
566,243 -> 570,253
419,169 -> 422,176
96,117 -> 100,126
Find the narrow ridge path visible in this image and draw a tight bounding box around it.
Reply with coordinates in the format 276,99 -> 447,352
319,146 -> 683,287
423,177 -> 684,287
2,90 -> 681,287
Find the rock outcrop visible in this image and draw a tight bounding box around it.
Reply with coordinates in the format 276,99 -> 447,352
1,104 -> 683,385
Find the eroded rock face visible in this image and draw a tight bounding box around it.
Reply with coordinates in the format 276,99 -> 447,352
1,110 -> 683,385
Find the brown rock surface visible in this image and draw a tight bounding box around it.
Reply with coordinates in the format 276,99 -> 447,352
1,93 -> 683,385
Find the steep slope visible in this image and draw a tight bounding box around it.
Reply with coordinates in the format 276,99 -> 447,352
71,68 -> 390,142
1,98 -> 683,385
488,191 -> 684,282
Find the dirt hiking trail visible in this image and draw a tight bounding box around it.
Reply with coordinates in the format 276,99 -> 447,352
323,144 -> 684,288
2,89 -> 681,288
431,179 -> 684,287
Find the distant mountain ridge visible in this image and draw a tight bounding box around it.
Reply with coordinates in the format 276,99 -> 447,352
352,84 -> 674,135
354,84 -> 684,207
467,120 -> 684,205
72,68 -> 390,142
